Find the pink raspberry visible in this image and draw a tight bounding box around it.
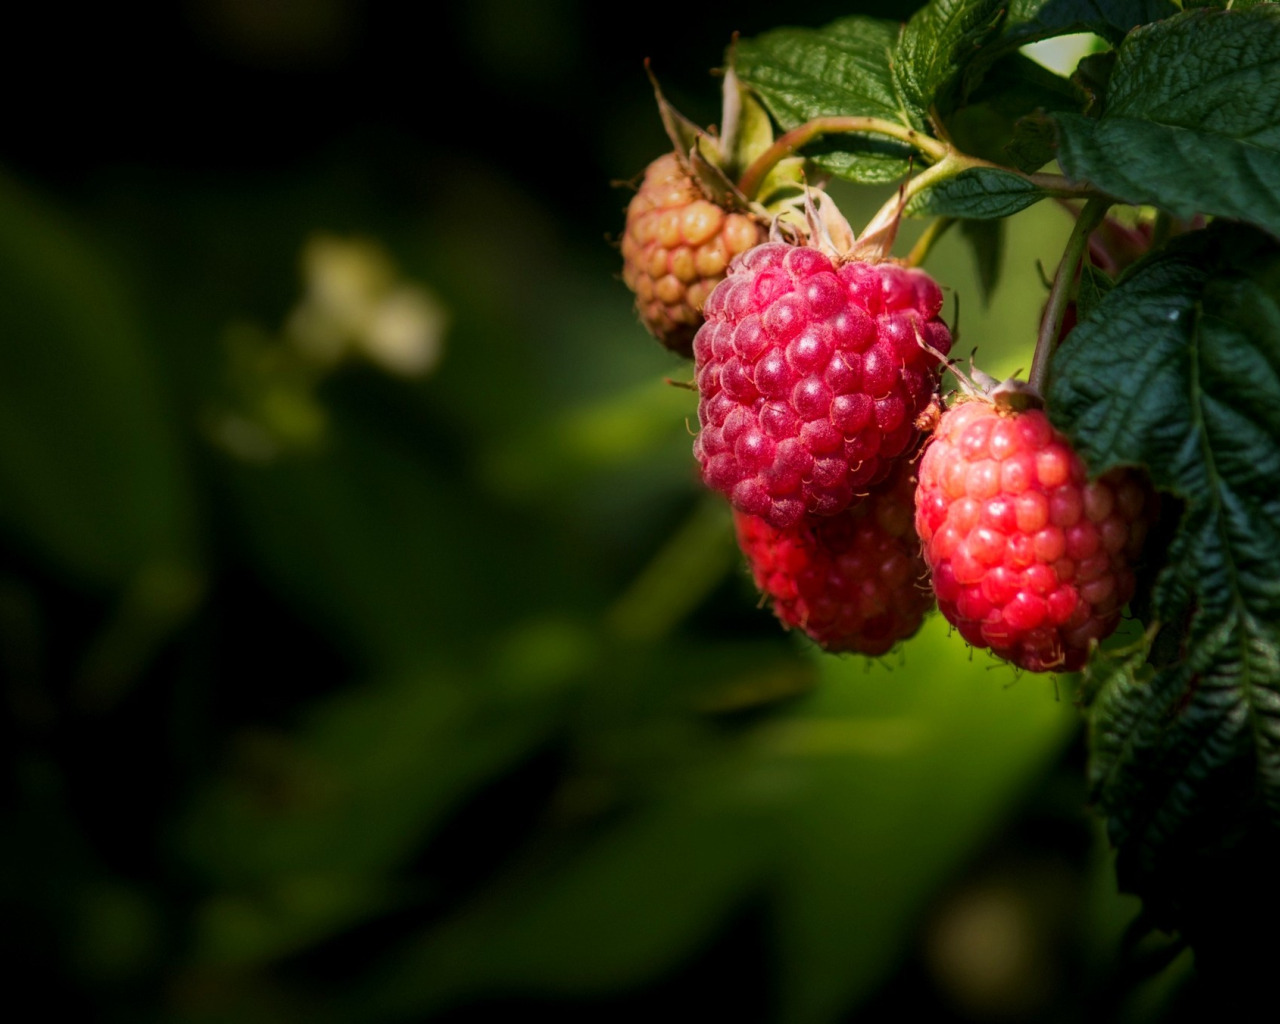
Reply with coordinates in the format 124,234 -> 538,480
733,458 -> 932,655
914,399 -> 1152,672
693,241 -> 951,528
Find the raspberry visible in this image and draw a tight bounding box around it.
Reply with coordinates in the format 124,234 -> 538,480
914,399 -> 1151,672
621,153 -> 766,357
693,241 -> 952,528
733,459 -> 932,654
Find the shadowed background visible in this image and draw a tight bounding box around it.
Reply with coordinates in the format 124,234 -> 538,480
0,1 -> 1188,1021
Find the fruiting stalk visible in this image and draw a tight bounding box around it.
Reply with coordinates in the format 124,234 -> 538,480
736,116 -> 950,199
1028,198 -> 1110,395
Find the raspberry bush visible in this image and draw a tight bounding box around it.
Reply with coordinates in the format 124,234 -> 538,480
618,0 -> 1280,984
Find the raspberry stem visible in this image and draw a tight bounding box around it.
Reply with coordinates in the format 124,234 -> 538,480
861,154 -> 968,242
736,116 -> 950,199
605,496 -> 737,642
1028,198 -> 1110,395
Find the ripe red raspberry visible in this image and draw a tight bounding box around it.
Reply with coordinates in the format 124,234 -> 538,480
693,241 -> 952,528
733,459 -> 932,654
914,399 -> 1151,672
621,153 -> 766,357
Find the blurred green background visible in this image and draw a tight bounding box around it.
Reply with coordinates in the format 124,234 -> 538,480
0,2 -> 1190,1021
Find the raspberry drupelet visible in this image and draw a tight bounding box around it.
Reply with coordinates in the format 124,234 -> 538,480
734,458 -> 932,654
693,241 -> 952,529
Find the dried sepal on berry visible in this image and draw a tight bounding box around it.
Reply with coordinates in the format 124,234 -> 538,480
619,65 -> 791,357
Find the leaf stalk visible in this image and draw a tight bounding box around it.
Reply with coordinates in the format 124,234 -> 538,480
1028,198 -> 1110,395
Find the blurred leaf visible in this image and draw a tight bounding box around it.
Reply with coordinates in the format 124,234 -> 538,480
764,615 -> 1078,1023
219,412 -> 596,668
960,218 -> 1005,305
195,873 -> 397,968
367,773 -> 775,1014
0,172 -> 199,588
603,496 -> 738,644
358,615 -> 1076,1022
481,376 -> 695,500
181,664 -> 578,891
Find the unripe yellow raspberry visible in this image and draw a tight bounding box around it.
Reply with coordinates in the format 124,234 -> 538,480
621,153 -> 765,357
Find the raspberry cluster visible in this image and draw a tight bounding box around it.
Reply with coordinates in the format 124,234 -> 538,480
913,400 -> 1151,672
734,458 -> 932,654
615,89 -> 1160,674
692,242 -> 952,529
621,153 -> 765,357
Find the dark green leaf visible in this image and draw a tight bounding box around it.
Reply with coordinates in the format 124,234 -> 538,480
1072,51 -> 1117,116
945,53 -> 1080,171
1183,0 -> 1272,8
906,166 -> 1047,219
1053,7 -> 1280,238
1003,0 -> 1177,46
735,17 -> 920,184
960,217 -> 1006,305
1050,224 -> 1280,917
894,0 -> 1006,115
367,778 -> 773,1014
1076,261 -> 1114,323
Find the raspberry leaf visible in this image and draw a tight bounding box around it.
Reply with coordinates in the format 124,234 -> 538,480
944,52 -> 1079,172
734,17 -> 922,184
1001,0 -> 1177,46
905,166 -> 1046,219
1049,223 -> 1280,925
893,0 -> 1007,116
1052,7 -> 1280,239
958,0 -> 1173,101
960,218 -> 1005,305
1076,262 -> 1113,324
